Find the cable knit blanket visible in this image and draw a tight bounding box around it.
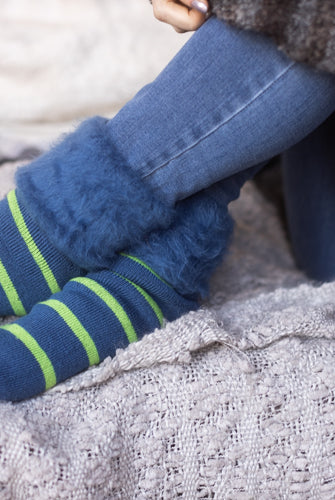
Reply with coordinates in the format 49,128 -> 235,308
0,163 -> 334,499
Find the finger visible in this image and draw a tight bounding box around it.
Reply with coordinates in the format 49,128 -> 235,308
178,0 -> 209,15
152,0 -> 207,32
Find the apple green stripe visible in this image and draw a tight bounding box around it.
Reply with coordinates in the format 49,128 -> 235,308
41,299 -> 100,366
0,259 -> 26,316
113,272 -> 164,327
7,190 -> 60,294
120,253 -> 171,287
0,323 -> 56,390
72,277 -> 138,343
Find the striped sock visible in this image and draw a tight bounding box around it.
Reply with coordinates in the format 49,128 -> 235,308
0,190 -> 84,316
0,254 -> 197,401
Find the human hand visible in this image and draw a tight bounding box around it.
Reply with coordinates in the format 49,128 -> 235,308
152,0 -> 209,33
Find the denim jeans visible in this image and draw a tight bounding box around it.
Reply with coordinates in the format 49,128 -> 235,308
20,16 -> 335,280
109,16 -> 335,206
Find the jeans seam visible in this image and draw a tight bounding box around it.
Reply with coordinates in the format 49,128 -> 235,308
143,61 -> 296,181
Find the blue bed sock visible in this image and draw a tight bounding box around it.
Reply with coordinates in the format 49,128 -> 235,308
0,255 -> 197,401
0,190 -> 84,317
0,181 -> 235,401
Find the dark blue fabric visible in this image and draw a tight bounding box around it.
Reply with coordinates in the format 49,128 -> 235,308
0,257 -> 197,401
0,193 -> 84,316
282,113 -> 335,281
0,328 -> 46,401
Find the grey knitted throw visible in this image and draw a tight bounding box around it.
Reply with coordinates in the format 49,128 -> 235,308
0,171 -> 334,498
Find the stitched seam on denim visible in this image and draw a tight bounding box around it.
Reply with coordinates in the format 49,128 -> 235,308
142,62 -> 296,180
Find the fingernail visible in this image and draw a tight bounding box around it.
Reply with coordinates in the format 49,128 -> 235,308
191,0 -> 208,14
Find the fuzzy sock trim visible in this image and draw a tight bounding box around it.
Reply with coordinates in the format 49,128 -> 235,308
130,189 -> 234,300
16,116 -> 174,271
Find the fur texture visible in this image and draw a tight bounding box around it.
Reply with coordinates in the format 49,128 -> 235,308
133,192 -> 233,299
210,0 -> 335,74
132,168 -> 260,299
16,117 -> 174,271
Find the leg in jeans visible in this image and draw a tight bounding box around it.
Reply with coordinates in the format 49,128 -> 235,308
282,113 -> 335,281
110,16 -> 335,204
1,16 -> 335,316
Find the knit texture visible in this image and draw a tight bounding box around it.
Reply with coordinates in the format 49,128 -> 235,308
0,256 -> 196,401
0,178 -> 334,497
210,0 -> 335,74
0,189 -> 84,316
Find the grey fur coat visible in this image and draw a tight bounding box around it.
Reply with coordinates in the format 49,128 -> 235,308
210,0 -> 335,74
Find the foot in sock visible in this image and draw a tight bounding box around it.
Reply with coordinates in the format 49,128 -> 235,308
0,255 -> 197,401
0,190 -> 85,317
0,187 -> 233,401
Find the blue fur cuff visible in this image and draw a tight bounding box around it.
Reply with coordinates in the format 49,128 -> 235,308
16,117 -> 174,270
